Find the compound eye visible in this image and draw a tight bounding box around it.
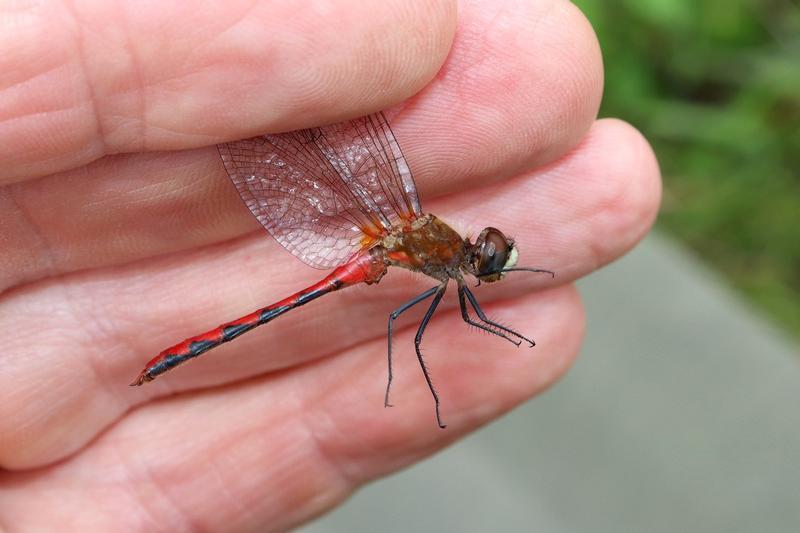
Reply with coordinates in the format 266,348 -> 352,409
477,229 -> 510,277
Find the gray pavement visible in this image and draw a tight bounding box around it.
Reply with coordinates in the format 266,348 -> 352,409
302,233 -> 800,533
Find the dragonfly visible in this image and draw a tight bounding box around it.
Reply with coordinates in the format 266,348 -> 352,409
131,112 -> 554,428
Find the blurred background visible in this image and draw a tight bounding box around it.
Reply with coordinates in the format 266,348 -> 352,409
305,1 -> 800,531
581,0 -> 800,338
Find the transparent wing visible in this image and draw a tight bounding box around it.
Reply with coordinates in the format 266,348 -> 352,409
218,112 -> 422,269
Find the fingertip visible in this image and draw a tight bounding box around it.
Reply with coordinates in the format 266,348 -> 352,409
580,118 -> 663,257
391,0 -> 605,195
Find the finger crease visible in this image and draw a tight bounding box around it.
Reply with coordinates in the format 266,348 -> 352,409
61,0 -> 108,156
110,436 -> 194,531
115,4 -> 149,151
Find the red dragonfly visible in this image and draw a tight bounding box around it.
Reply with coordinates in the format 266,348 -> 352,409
131,112 -> 553,428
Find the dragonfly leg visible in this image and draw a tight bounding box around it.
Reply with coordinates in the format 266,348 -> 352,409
386,286 -> 439,408
414,283 -> 448,429
462,285 -> 535,347
457,284 -> 522,347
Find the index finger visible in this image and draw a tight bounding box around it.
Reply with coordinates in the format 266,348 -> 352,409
0,0 -> 456,184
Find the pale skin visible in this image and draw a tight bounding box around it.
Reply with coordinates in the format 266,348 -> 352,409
0,0 -> 661,531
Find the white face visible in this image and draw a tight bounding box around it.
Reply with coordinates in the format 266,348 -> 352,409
504,245 -> 519,270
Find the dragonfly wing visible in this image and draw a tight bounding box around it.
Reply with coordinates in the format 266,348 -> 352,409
218,112 -> 422,269
317,113 -> 423,226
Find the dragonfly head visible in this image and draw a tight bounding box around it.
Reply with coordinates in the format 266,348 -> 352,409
467,227 -> 518,283
467,227 -> 555,283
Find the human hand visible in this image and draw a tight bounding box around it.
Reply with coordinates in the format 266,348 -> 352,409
0,0 -> 659,530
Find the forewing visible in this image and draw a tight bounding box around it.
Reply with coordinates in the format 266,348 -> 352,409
218,112 -> 422,269
319,113 -> 422,225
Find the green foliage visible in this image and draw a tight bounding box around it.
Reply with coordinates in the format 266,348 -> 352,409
575,0 -> 800,337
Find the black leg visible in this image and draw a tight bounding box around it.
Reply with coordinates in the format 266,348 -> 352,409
463,285 -> 536,347
458,284 -> 522,347
414,283 -> 448,428
386,286 -> 439,408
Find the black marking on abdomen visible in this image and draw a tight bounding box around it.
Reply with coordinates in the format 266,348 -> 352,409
189,339 -> 218,356
223,323 -> 253,341
295,288 -> 328,306
259,305 -> 291,324
149,353 -> 188,378
255,288 -> 330,324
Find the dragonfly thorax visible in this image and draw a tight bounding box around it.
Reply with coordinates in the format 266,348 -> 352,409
379,214 -> 468,281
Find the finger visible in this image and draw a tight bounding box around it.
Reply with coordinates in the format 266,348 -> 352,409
394,0 -> 604,194
0,0 -> 456,184
0,148 -> 245,291
0,118 -> 659,469
1,0 -> 603,289
0,285 -> 582,531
